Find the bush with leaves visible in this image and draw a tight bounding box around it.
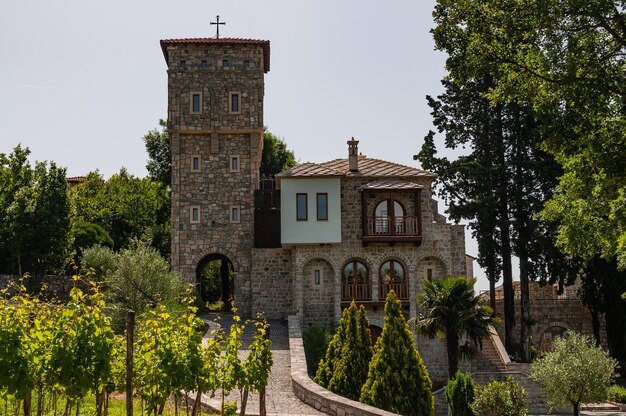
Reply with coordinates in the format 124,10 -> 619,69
360,291 -> 433,416
217,306 -> 245,415
608,385 -> 626,404
316,301 -> 372,401
445,371 -> 475,416
240,319 -> 273,416
530,331 -> 617,416
82,243 -> 186,330
303,325 -> 332,376
47,279 -> 115,416
133,300 -> 205,416
471,376 -> 527,416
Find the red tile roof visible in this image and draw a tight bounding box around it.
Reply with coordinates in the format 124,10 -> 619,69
277,157 -> 436,179
276,162 -> 343,177
66,176 -> 86,184
160,38 -> 270,72
361,179 -> 424,190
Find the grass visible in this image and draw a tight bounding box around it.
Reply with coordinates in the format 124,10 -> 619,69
0,393 -> 219,416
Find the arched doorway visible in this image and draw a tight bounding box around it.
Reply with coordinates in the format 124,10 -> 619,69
196,253 -> 234,308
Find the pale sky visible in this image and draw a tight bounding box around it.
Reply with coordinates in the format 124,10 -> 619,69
0,0 -> 516,292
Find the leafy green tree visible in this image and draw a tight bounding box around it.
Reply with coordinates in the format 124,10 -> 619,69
303,325 -> 332,376
315,301 -> 372,401
417,277 -> 496,379
429,0 -> 626,269
445,371 -> 476,416
70,221 -> 114,263
143,119 -> 171,188
69,168 -> 169,255
576,258 -> 626,373
417,72 -> 578,361
0,145 -> 71,278
81,243 -> 186,329
360,291 -> 433,416
260,127 -> 296,179
471,376 -> 528,416
531,332 -> 618,416
218,306 -> 245,415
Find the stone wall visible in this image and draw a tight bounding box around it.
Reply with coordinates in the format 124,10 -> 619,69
493,281 -> 608,351
250,248 -> 294,320
167,41 -> 268,317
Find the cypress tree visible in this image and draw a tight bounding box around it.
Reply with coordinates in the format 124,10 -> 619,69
315,301 -> 373,400
360,291 -> 433,416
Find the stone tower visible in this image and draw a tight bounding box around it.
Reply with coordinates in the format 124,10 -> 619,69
160,38 -> 270,313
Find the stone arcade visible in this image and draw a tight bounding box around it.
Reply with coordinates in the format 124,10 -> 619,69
161,37 -> 467,381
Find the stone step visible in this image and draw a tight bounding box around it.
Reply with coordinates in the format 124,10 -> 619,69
581,403 -> 622,411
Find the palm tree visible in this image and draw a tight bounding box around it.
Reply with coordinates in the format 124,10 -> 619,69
416,276 -> 497,379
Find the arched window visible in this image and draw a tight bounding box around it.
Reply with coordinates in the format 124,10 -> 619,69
342,260 -> 371,301
374,199 -> 406,234
379,259 -> 408,300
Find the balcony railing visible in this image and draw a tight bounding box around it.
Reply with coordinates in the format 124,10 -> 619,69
362,216 -> 421,244
379,281 -> 409,300
341,281 -> 371,301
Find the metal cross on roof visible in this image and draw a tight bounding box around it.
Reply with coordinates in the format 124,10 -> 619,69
210,15 -> 226,39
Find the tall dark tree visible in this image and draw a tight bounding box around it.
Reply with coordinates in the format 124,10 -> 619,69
416,77 -> 516,353
417,77 -> 575,361
0,145 -> 71,278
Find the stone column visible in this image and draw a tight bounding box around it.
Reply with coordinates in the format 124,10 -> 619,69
334,268 -> 342,320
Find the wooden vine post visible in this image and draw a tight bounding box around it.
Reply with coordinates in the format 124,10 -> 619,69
126,309 -> 135,416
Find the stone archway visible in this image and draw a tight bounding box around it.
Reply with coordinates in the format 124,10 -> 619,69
196,253 -> 235,307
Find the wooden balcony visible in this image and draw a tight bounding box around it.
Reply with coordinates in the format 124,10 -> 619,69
362,216 -> 422,245
341,282 -> 371,302
379,281 -> 409,301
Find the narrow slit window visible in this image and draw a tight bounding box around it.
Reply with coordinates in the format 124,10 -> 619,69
427,268 -> 433,281
230,156 -> 240,172
296,193 -> 308,221
314,270 -> 321,285
200,59 -> 208,69
243,60 -> 250,70
190,206 -> 200,223
230,93 -> 240,113
192,156 -> 200,172
179,60 -> 187,70
316,193 -> 328,220
222,58 -> 229,68
230,206 -> 240,223
191,93 -> 201,113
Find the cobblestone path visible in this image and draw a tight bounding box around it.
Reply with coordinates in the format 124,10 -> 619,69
198,313 -> 324,416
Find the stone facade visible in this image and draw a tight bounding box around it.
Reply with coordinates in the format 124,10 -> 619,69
493,280 -> 608,352
164,37 -> 466,383
163,39 -> 269,315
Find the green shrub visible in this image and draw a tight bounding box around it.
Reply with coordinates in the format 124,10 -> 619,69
472,376 -> 527,416
360,291 -> 433,416
445,371 -> 475,416
609,385 -> 626,403
303,325 -> 332,376
316,301 -> 372,401
530,332 -> 617,416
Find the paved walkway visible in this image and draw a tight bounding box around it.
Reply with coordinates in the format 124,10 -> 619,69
198,313 -> 324,416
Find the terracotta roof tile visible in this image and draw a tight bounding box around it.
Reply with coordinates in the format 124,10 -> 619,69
160,38 -> 270,72
361,179 -> 424,190
276,162 -> 343,178
320,157 -> 436,178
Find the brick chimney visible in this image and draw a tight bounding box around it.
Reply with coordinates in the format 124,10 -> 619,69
348,137 -> 359,172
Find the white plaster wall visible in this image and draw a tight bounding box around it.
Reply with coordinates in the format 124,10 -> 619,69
281,178 -> 341,244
